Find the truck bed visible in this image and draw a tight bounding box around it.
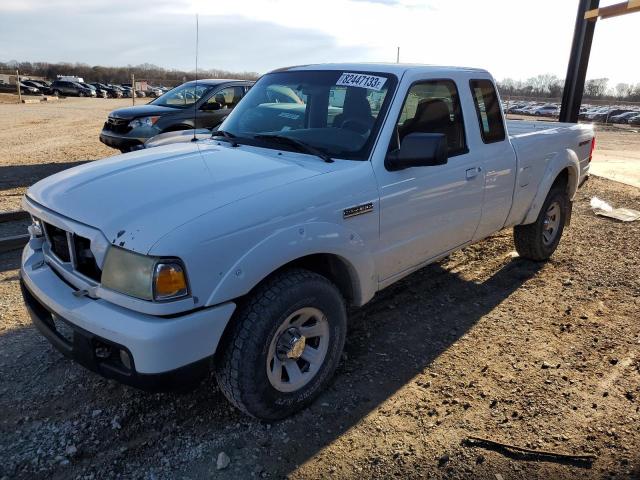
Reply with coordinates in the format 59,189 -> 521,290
506,119 -> 585,137
504,119 -> 594,227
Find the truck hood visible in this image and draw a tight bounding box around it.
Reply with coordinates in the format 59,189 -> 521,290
27,142 -> 328,253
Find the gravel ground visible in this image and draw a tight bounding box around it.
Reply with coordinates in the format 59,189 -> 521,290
0,177 -> 638,480
0,97 -> 144,212
0,98 -> 639,479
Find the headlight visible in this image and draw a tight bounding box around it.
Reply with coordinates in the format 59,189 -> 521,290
128,116 -> 160,128
101,247 -> 188,301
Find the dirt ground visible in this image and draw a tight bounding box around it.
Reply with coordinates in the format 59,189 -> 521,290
0,98 -> 639,480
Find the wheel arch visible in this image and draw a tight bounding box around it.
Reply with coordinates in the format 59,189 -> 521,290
204,223 -> 376,309
522,149 -> 579,225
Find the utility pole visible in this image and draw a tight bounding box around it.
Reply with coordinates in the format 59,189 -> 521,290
132,73 -> 135,106
396,47 -> 400,64
16,69 -> 22,104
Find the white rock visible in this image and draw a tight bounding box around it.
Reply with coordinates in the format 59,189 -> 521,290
216,452 -> 231,470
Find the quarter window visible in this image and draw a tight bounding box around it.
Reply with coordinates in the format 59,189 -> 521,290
470,79 -> 505,143
395,80 -> 467,156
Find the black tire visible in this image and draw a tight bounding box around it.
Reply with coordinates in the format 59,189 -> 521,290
215,268 -> 347,420
514,185 -> 568,261
53,90 -> 60,97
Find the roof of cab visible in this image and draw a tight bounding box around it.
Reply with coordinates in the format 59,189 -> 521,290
271,63 -> 490,76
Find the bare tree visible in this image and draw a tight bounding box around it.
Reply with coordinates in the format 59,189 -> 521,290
584,78 -> 609,98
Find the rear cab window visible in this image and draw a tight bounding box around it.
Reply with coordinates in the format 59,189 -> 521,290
469,79 -> 506,143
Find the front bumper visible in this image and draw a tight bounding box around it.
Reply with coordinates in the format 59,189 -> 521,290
20,242 -> 236,390
99,131 -> 146,151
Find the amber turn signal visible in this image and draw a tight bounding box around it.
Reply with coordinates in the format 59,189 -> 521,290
153,263 -> 188,300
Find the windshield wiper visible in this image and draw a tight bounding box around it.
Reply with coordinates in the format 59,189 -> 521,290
212,129 -> 240,146
212,129 -> 237,139
253,134 -> 334,163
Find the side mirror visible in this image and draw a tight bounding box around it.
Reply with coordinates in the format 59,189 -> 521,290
385,133 -> 448,171
201,102 -> 222,111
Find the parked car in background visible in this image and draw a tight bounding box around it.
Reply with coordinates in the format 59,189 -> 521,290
121,84 -> 147,98
588,108 -> 632,123
22,80 -> 51,95
18,81 -> 42,95
50,80 -> 96,97
629,115 -> 640,126
80,83 -> 107,98
100,79 -> 253,152
108,84 -> 126,97
90,83 -> 123,98
533,104 -> 559,117
0,82 -> 41,95
146,86 -> 164,97
610,111 -> 639,124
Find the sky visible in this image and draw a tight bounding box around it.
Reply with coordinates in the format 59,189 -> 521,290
0,0 -> 638,85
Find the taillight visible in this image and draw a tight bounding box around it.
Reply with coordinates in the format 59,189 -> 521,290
588,137 -> 596,163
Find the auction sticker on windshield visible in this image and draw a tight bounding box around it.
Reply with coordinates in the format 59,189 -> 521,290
336,73 -> 387,91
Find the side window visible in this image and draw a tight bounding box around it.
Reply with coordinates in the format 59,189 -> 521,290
395,80 -> 467,156
209,86 -> 244,109
470,79 -> 505,143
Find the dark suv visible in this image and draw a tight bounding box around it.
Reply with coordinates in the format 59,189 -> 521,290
99,79 -> 253,152
50,80 -> 96,97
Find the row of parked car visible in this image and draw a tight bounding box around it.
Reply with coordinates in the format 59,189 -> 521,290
7,78 -> 171,99
504,100 -> 640,125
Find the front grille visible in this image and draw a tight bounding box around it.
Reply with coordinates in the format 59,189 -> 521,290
73,234 -> 101,281
43,223 -> 71,262
42,222 -> 102,282
104,117 -> 131,134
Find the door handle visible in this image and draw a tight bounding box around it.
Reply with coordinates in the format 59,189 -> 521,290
466,167 -> 481,180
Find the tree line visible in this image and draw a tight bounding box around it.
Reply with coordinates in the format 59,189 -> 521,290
497,74 -> 640,101
2,61 -> 639,101
0,60 -> 259,86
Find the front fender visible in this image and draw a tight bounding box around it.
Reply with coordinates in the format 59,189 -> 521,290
522,148 -> 579,225
205,222 -> 377,307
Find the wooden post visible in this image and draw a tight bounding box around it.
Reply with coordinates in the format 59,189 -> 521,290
16,69 -> 22,104
132,73 -> 135,106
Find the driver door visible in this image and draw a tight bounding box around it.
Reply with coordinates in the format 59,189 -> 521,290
374,78 -> 484,282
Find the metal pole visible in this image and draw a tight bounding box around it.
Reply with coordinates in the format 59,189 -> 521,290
396,47 -> 400,64
559,0 -> 599,123
132,73 -> 135,106
16,69 -> 22,104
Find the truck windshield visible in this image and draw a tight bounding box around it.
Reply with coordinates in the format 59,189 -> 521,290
151,83 -> 214,109
218,70 -> 397,160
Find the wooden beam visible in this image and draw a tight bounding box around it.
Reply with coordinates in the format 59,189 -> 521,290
0,234 -> 29,254
585,0 -> 640,20
0,210 -> 29,223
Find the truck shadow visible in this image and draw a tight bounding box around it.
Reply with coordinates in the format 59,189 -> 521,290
0,161 -> 88,192
0,242 -> 546,479
248,254 -> 544,477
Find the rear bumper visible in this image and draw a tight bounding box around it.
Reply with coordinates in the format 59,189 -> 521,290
20,242 -> 236,390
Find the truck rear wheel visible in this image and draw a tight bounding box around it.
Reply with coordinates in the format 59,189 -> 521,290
215,268 -> 347,420
514,185 -> 568,261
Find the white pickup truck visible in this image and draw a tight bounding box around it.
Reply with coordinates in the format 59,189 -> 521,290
20,64 -> 594,420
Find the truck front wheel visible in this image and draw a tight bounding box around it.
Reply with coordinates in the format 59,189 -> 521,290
215,268 -> 347,420
514,185 -> 569,261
